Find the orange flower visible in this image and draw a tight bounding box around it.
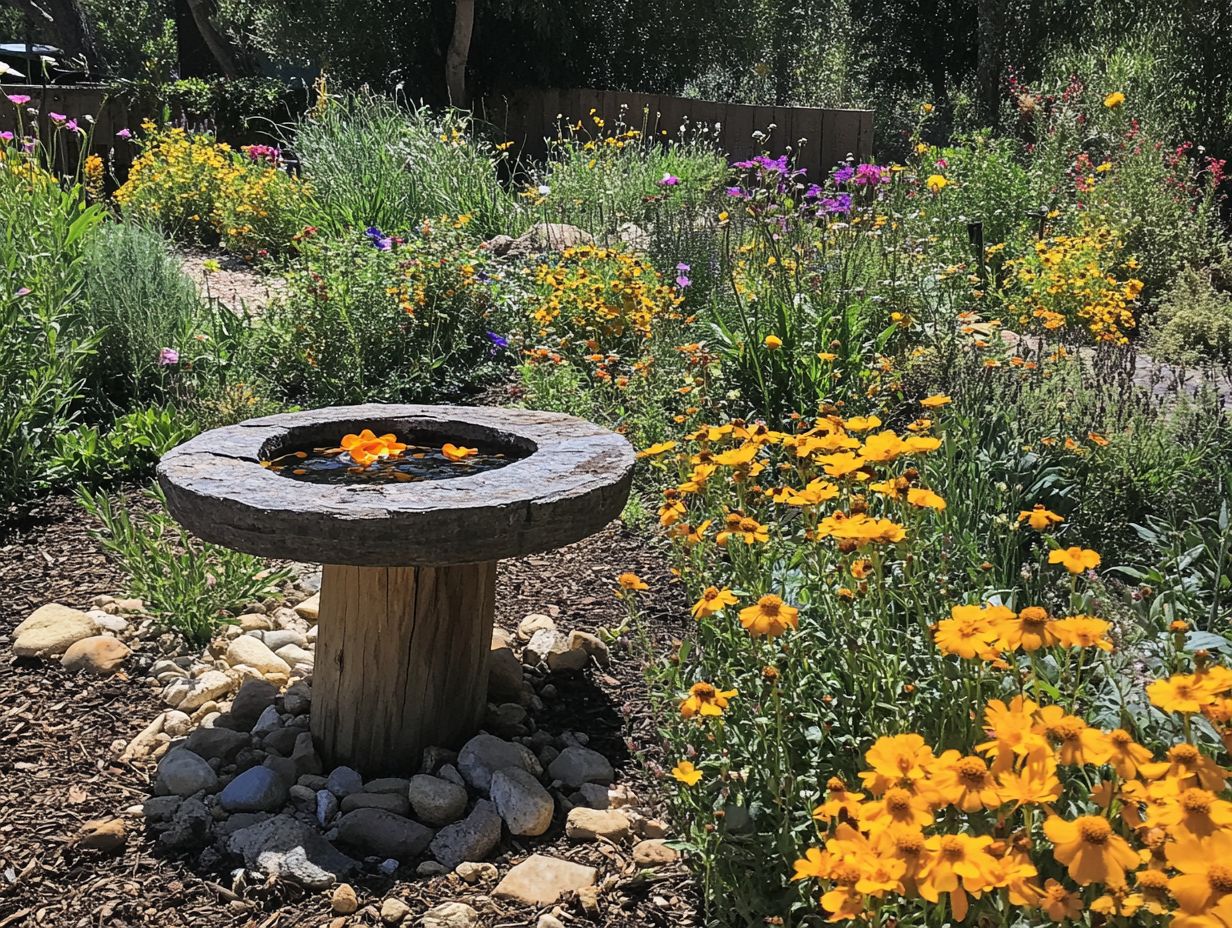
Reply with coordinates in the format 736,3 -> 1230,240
617,572 -> 649,591
1039,878 -> 1083,921
1050,615 -> 1113,651
691,586 -> 737,619
929,752 -> 1002,811
917,833 -> 998,921
1049,546 -> 1101,574
738,594 -> 799,638
997,606 -> 1057,652
1043,814 -> 1139,885
933,604 -> 999,660
1155,787 -> 1232,839
340,428 -> 407,467
441,442 -> 478,461
859,786 -> 934,833
1106,729 -> 1153,778
1018,504 -> 1064,531
671,760 -> 702,786
860,733 -> 935,793
1140,742 -> 1227,792
679,681 -> 737,719
906,487 -> 946,510
636,441 -> 677,459
920,394 -> 951,408
1166,831 -> 1232,917
811,777 -> 865,823
1148,673 -> 1217,715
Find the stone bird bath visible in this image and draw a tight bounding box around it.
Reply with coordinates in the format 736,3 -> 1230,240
157,404 -> 633,775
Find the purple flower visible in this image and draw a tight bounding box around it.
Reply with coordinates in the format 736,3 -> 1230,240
0,131 -> 12,143
658,173 -> 680,187
832,164 -> 855,184
676,274 -> 691,289
819,193 -> 853,215
485,331 -> 509,349
854,163 -> 886,186
365,226 -> 393,251
48,112 -> 66,123
676,262 -> 691,273
158,347 -> 180,366
804,183 -> 823,199
724,185 -> 747,199
6,94 -> 31,106
64,119 -> 81,134
115,128 -> 132,140
732,158 -> 758,170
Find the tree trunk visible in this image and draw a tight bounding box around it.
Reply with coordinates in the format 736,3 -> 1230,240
7,0 -> 107,75
445,0 -> 475,107
311,561 -> 497,776
976,0 -> 1007,130
184,0 -> 244,78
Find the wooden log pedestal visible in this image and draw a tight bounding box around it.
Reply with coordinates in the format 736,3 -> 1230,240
311,562 -> 497,775
157,404 -> 634,779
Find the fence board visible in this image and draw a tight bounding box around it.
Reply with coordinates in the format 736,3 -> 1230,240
481,87 -> 872,179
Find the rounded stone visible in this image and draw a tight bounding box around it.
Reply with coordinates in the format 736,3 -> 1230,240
219,765 -> 289,812
157,404 -> 634,567
60,636 -> 131,675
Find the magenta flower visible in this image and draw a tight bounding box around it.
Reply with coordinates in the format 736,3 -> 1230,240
6,94 -> 31,106
158,347 -> 180,366
854,163 -> 886,186
116,128 -> 132,140
0,131 -> 12,143
676,274 -> 691,289
658,173 -> 680,187
65,119 -> 81,134
48,112 -> 66,123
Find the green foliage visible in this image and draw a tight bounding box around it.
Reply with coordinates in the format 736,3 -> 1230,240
259,225 -> 513,406
49,405 -> 199,487
0,145 -> 102,509
77,485 -> 291,647
530,112 -> 729,235
77,221 -> 206,412
161,77 -> 299,143
80,0 -> 177,82
1147,267 -> 1232,369
292,93 -> 516,237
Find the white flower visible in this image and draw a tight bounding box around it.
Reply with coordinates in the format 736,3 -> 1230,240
537,185 -> 551,196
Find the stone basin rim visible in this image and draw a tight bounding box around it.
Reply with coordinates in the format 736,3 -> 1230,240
156,403 -> 635,566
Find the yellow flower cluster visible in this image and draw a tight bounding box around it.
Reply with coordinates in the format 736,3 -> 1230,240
794,661 -> 1232,926
653,413 -> 943,566
530,245 -> 683,381
1004,225 -> 1142,344
114,124 -> 312,254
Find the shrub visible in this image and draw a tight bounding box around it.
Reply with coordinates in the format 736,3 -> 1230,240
78,485 -> 292,647
260,222 -> 513,406
999,222 -> 1142,344
1147,266 -> 1232,369
114,123 -> 313,254
0,139 -> 102,508
292,92 -> 516,237
49,405 -> 199,486
77,221 -> 206,412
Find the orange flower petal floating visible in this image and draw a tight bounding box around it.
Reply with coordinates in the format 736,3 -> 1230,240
442,443 -> 479,462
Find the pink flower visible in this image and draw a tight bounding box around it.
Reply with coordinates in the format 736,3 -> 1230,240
48,112 -> 66,123
158,347 -> 180,366
116,128 -> 132,139
0,131 -> 12,143
14,287 -> 31,298
658,173 -> 680,187
6,94 -> 31,106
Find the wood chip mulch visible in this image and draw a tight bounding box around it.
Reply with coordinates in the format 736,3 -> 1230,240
0,494 -> 698,927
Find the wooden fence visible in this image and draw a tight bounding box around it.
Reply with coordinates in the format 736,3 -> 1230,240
0,84 -> 136,171
480,88 -> 873,180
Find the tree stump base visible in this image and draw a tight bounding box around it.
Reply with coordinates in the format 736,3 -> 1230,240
310,561 -> 497,776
